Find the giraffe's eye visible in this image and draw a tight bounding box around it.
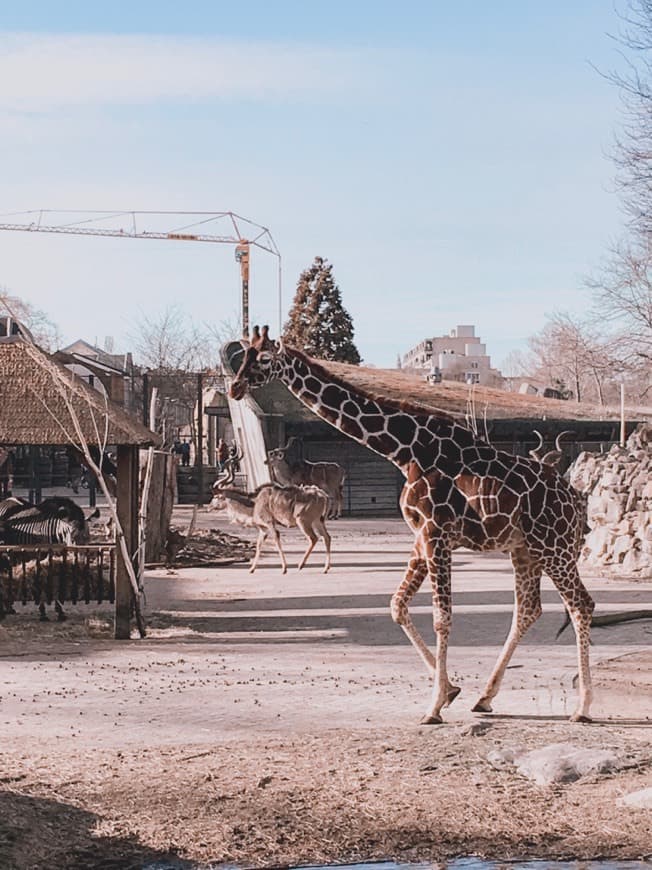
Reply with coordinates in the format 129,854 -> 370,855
258,352 -> 272,365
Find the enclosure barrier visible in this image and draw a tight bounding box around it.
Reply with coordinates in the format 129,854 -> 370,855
0,544 -> 116,617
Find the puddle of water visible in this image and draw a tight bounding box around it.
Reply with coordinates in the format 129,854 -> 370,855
143,859 -> 652,870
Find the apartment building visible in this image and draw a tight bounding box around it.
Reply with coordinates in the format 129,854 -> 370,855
402,325 -> 502,386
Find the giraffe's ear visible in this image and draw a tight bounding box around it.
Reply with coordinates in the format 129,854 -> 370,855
276,335 -> 285,353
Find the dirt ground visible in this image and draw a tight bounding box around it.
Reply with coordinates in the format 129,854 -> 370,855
1,511 -> 651,869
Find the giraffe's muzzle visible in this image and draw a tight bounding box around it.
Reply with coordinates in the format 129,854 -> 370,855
229,380 -> 247,400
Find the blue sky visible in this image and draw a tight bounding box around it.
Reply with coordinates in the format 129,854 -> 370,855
0,2 -> 630,368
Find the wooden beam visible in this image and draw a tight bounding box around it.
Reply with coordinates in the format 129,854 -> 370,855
115,444 -> 139,639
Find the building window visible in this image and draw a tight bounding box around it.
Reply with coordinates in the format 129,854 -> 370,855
470,361 -> 479,369
465,372 -> 480,384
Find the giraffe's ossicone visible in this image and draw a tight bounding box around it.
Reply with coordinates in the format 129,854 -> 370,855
229,329 -> 594,724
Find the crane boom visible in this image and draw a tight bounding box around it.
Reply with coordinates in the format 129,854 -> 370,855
0,209 -> 282,333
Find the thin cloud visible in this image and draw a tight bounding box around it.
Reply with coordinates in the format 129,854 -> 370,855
0,32 -> 392,110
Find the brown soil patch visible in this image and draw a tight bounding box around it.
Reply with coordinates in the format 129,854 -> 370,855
1,720 -> 651,869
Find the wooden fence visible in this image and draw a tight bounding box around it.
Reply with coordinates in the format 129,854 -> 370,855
0,544 -> 116,616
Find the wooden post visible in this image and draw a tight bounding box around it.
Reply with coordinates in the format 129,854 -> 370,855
196,372 -> 204,504
142,372 -> 149,427
207,414 -> 216,467
620,382 -> 626,448
115,444 -> 139,639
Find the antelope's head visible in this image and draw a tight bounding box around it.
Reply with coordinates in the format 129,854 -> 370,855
264,436 -> 296,467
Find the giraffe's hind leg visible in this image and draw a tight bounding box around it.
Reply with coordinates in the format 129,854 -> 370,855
547,562 -> 594,722
473,550 -> 542,714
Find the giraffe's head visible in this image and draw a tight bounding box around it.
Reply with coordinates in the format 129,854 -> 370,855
229,325 -> 282,400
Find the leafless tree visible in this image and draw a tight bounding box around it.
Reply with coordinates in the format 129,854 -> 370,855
130,305 -> 208,372
586,243 -> 652,366
606,1 -> 652,238
0,290 -> 62,351
527,312 -> 618,405
501,349 -> 534,391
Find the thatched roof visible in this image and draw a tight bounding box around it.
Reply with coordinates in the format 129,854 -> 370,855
0,337 -> 159,446
316,360 -> 652,423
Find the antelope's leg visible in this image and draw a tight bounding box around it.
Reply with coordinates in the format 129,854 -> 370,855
296,518 -> 318,570
420,535 -> 458,725
249,528 -> 268,573
547,563 -> 594,723
473,550 -> 542,714
315,518 -> 332,573
390,542 -> 434,676
269,524 -> 288,574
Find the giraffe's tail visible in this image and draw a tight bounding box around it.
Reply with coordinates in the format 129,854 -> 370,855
555,609 -> 572,639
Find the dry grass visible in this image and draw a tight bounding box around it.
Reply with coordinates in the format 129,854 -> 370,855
1,722 -> 651,869
320,359 -> 652,423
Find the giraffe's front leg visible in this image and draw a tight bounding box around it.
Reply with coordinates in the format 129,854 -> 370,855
420,534 -> 458,725
390,546 -> 435,676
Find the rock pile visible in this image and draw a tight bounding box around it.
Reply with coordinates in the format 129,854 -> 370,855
569,423 -> 652,579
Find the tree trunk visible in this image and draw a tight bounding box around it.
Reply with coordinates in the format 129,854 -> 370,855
144,451 -> 177,563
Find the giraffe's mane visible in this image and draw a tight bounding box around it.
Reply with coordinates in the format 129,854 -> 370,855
287,346 -> 470,429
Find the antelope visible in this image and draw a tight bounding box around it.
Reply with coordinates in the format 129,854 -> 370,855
529,430 -> 573,469
209,458 -> 332,573
265,436 -> 346,519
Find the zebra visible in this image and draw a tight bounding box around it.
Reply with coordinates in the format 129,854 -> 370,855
0,498 -> 100,620
0,496 -> 30,521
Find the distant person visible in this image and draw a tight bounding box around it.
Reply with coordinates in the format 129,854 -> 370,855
180,440 -> 191,467
66,446 -> 82,493
216,438 -> 229,472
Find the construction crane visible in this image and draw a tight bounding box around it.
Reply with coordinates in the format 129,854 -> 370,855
0,209 -> 282,336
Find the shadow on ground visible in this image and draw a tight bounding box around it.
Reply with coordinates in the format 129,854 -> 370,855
0,790 -> 185,870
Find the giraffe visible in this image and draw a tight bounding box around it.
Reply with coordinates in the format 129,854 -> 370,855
228,328 -> 594,724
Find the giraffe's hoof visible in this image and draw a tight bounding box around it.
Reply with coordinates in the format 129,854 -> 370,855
570,713 -> 592,724
444,686 -> 461,708
471,699 -> 493,714
57,612 -> 67,622
419,714 -> 443,726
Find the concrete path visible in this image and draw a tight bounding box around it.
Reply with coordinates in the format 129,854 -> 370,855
2,514 -> 650,749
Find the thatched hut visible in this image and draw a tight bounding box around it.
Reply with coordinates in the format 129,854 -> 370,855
0,334 -> 159,637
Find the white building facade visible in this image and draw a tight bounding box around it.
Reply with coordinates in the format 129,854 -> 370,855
402,325 -> 502,387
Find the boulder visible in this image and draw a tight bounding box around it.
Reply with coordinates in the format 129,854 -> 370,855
618,787 -> 652,809
571,423 -> 652,579
487,743 -> 621,786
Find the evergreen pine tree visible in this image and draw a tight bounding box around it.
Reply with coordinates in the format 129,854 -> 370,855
283,257 -> 361,364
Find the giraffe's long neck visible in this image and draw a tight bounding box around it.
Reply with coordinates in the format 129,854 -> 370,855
278,347 -> 474,474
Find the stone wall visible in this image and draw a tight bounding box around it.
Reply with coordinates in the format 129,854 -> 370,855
569,423 -> 652,579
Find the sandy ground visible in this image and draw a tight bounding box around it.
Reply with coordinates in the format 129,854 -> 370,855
1,510 -> 651,869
